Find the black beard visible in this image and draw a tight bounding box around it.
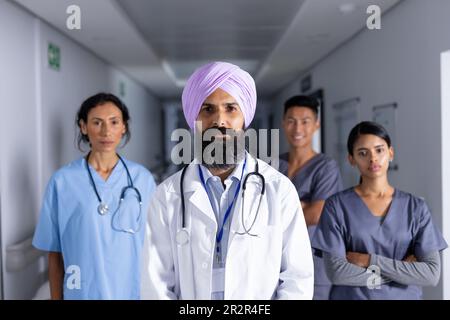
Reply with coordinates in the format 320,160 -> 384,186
200,126 -> 246,170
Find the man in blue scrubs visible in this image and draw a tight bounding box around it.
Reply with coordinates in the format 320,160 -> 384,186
279,95 -> 343,300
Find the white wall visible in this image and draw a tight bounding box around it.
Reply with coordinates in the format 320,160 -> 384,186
273,0 -> 449,299
441,50 -> 450,300
38,22 -> 163,193
107,68 -> 163,171
38,21 -> 110,189
0,0 -> 41,300
0,0 -> 162,299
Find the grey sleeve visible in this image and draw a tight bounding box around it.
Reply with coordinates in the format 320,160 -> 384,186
323,252 -> 391,287
370,251 -> 441,286
311,161 -> 343,201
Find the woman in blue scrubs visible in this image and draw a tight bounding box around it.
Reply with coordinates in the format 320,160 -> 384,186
33,93 -> 156,299
312,121 -> 447,299
280,95 -> 343,300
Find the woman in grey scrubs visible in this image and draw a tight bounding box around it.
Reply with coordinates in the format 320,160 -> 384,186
312,121 -> 447,300
280,95 -> 343,300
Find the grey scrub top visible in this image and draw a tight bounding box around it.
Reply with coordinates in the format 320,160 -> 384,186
312,188 -> 448,300
279,153 -> 343,285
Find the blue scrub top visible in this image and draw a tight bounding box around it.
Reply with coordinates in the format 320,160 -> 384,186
312,188 -> 448,300
279,153 -> 343,286
32,157 -> 156,299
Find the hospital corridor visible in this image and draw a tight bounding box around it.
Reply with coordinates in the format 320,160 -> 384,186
0,0 -> 450,301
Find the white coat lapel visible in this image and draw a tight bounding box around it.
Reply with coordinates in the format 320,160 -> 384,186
183,163 -> 217,224
178,163 -> 216,299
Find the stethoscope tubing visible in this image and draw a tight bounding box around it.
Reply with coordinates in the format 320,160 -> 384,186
178,155 -> 265,237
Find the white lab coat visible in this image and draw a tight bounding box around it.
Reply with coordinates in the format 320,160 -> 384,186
141,154 -> 314,299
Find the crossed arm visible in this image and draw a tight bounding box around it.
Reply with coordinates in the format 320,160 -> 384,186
323,251 -> 441,287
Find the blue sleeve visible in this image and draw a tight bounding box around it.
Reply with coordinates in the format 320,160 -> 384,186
311,197 -> 347,258
413,200 -> 448,257
32,178 -> 61,252
149,172 -> 157,194
311,160 -> 343,202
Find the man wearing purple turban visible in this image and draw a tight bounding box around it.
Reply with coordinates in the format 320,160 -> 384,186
142,62 -> 314,300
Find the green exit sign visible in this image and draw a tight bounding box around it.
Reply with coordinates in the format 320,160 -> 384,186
48,43 -> 60,71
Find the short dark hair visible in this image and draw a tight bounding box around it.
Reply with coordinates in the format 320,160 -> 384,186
76,93 -> 131,151
347,121 -> 392,156
283,95 -> 319,117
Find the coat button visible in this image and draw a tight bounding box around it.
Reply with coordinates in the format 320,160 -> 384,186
202,262 -> 208,269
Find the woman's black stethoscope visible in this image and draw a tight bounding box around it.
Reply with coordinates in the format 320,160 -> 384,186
176,155 -> 266,245
85,152 -> 143,234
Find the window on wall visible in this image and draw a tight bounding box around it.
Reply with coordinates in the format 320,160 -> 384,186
333,97 -> 360,189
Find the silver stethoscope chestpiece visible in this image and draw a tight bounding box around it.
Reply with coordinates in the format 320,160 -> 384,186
98,203 -> 109,215
176,228 -> 189,245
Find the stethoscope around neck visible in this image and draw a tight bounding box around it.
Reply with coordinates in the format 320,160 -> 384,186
176,155 -> 266,246
85,152 -> 143,234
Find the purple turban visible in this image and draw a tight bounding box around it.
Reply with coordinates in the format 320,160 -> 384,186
182,61 -> 257,130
